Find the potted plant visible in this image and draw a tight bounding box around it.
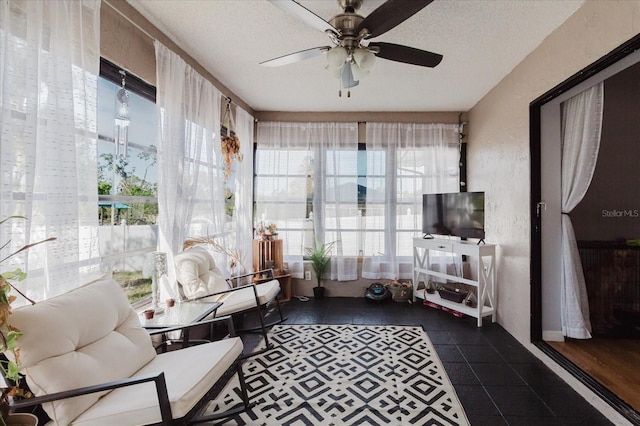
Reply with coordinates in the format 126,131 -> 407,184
304,240 -> 334,300
255,221 -> 278,241
0,216 -> 56,426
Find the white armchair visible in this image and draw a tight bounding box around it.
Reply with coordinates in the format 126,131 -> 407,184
174,246 -> 286,353
3,276 -> 250,425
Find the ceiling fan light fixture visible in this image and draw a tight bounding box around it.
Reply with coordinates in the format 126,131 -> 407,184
353,47 -> 376,71
351,61 -> 369,81
326,64 -> 344,79
327,46 -> 348,68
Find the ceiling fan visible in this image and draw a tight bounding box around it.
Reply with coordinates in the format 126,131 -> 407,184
261,0 -> 443,95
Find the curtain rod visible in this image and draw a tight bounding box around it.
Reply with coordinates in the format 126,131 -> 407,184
103,0 -> 239,108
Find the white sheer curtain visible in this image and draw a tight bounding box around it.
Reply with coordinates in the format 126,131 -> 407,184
155,41 -> 224,296
363,123 -> 460,280
255,122 -> 312,279
560,82 -> 604,339
311,123 -> 359,281
0,0 -> 101,302
230,106 -> 254,274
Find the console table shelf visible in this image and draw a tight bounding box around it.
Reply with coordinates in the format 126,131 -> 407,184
413,238 -> 497,327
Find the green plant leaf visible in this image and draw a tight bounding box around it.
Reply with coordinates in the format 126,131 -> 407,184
304,240 -> 334,287
0,269 -> 26,282
5,360 -> 21,383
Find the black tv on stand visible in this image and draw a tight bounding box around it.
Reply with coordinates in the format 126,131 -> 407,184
422,192 -> 485,240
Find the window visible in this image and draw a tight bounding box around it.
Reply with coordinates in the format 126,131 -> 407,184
97,59 -> 158,304
254,147 -> 313,256
255,121 -> 461,280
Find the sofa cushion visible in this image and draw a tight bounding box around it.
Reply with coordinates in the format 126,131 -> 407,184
9,277 -> 157,425
174,247 -> 227,299
70,337 -> 243,425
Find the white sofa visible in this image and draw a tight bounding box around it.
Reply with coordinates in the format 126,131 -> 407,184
5,276 -> 249,425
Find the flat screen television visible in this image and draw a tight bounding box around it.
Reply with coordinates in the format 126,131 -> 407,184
422,192 -> 485,239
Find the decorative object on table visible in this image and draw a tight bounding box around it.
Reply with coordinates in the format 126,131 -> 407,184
463,290 -> 477,307
386,280 -> 412,303
220,97 -> 242,179
150,252 -> 167,315
364,282 -> 390,302
255,221 -> 278,240
304,239 -> 334,300
166,298 -> 175,308
143,309 -> 155,320
0,216 -> 56,425
437,285 -> 468,303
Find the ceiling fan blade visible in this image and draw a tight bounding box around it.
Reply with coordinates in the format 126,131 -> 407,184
369,42 -> 443,68
342,62 -> 359,89
260,46 -> 331,67
268,0 -> 339,34
358,0 -> 434,39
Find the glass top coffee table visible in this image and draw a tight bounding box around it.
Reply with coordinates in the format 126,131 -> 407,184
139,300 -> 223,329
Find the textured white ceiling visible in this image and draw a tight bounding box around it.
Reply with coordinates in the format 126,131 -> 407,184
126,0 -> 584,112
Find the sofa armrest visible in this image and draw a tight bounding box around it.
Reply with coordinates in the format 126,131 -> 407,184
9,372 -> 173,425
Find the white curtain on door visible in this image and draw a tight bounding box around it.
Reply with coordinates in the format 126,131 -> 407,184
310,123 -> 359,281
560,82 -> 604,339
154,41 -> 224,296
363,123 -> 460,280
0,0 -> 101,302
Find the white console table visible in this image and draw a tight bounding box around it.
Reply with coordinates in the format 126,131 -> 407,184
413,238 -> 496,327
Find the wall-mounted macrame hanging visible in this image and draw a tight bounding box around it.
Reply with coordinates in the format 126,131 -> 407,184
221,97 -> 243,178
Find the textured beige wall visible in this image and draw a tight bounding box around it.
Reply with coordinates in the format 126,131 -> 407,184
100,0 -> 255,115
467,0 -> 640,344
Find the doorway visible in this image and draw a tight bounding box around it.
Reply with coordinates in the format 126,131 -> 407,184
530,34 -> 640,424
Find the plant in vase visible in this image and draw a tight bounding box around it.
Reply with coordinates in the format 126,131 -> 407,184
255,221 -> 278,240
304,240 -> 334,300
0,216 -> 56,426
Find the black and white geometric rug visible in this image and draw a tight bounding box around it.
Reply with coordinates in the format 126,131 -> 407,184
206,324 -> 469,425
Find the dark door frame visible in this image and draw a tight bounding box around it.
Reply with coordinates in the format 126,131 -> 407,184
529,33 -> 640,424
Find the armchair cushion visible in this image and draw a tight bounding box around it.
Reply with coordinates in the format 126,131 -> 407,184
174,246 -> 227,299
213,279 -> 281,317
10,276 -> 157,425
71,337 -> 242,425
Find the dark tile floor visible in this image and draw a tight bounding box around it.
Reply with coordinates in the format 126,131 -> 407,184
243,297 -> 613,426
